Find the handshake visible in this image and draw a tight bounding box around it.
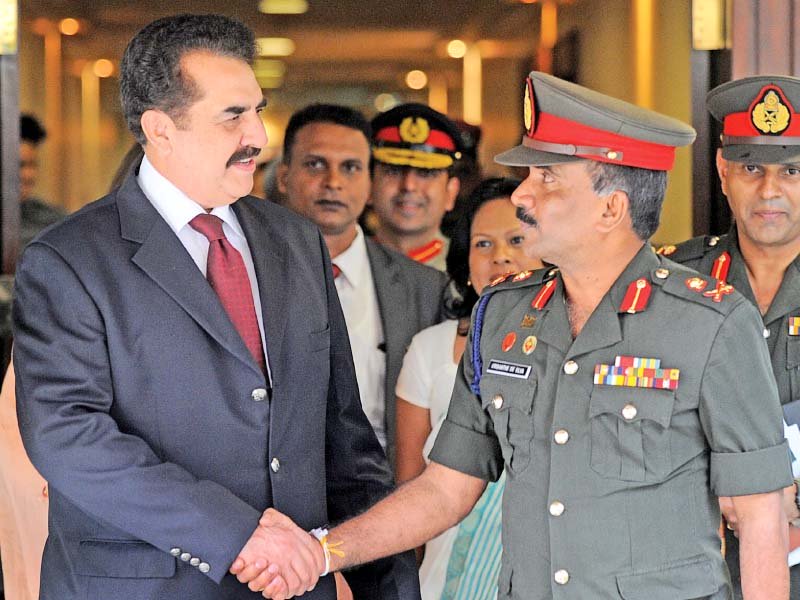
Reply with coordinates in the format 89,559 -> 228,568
229,508 -> 336,599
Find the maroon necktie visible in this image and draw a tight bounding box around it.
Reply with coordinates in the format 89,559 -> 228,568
189,214 -> 266,374
332,263 -> 342,279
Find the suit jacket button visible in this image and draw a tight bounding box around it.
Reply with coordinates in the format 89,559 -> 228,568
180,552 -> 191,562
271,458 -> 281,472
199,562 -> 211,574
190,557 -> 200,567
251,388 -> 268,402
169,547 -> 181,557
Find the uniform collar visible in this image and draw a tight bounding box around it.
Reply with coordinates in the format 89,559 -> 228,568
728,224 -> 800,323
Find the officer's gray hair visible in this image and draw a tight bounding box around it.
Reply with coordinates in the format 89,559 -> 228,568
587,162 -> 668,240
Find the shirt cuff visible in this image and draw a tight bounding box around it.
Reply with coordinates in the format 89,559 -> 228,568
710,440 -> 793,496
428,419 -> 503,482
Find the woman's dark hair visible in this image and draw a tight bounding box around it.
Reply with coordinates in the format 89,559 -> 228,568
443,177 -> 522,319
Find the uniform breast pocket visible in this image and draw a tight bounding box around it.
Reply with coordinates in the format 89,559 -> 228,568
589,386 -> 674,482
480,375 -> 537,475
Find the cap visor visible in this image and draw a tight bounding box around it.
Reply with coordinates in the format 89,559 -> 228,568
494,143 -> 583,167
722,144 -> 800,165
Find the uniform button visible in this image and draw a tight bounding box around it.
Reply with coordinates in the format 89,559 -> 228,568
554,429 -> 570,445
492,394 -> 504,409
549,500 -> 565,516
554,569 -> 570,585
271,457 -> 281,472
180,552 -> 191,562
251,388 -> 268,402
763,328 -> 771,339
654,268 -> 670,279
563,360 -> 578,375
622,404 -> 638,420
170,548 -> 181,557
199,562 -> 211,574
190,557 -> 200,567
708,236 -> 720,247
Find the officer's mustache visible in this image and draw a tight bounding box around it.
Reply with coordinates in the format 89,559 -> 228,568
516,206 -> 537,227
226,146 -> 260,167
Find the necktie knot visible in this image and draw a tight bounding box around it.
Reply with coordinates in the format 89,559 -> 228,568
190,213 -> 226,242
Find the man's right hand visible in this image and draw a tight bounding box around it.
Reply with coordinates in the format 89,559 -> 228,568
229,508 -> 325,598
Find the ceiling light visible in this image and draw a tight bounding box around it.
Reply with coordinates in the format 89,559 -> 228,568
374,93 -> 400,112
258,0 -> 308,14
405,70 -> 428,90
447,39 -> 467,59
93,59 -> 114,78
256,37 -> 295,56
59,18 -> 80,35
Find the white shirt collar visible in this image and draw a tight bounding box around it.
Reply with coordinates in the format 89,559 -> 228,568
137,154 -> 243,239
331,226 -> 370,288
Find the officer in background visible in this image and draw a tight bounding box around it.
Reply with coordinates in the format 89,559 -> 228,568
239,72 -> 792,600
369,104 -> 462,271
663,75 -> 800,598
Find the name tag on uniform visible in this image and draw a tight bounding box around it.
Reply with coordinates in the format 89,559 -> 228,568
486,359 -> 531,379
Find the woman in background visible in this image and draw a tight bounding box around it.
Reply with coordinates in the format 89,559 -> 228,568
395,177 -> 544,599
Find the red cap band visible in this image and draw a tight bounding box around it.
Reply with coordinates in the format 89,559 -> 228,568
526,112 -> 677,170
374,126 -> 457,152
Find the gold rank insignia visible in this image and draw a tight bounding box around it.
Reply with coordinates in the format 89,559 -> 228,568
703,281 -> 734,303
523,77 -> 536,136
513,270 -> 533,282
685,276 -> 707,292
398,116 -> 431,144
751,87 -> 791,135
656,244 -> 676,256
521,313 -> 537,328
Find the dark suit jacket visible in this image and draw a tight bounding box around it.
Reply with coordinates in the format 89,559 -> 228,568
12,169 -> 420,599
364,239 -> 447,467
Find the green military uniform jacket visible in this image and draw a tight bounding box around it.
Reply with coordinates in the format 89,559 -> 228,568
430,244 -> 791,600
667,226 -> 800,597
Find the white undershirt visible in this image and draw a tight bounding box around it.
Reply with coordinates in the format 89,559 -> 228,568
137,155 -> 271,381
333,226 -> 386,448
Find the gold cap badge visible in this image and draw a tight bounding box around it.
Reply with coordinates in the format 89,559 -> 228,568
751,88 -> 791,135
398,117 -> 431,144
523,78 -> 535,136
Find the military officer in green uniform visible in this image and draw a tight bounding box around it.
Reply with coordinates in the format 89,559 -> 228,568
234,73 -> 792,600
663,75 -> 800,599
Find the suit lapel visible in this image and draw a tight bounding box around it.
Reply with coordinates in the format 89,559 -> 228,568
117,171 -> 262,376
234,198 -> 288,382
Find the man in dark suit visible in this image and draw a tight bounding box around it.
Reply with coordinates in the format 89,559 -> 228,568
276,104 -> 448,467
12,14 -> 418,600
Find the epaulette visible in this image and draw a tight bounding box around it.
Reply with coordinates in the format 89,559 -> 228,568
470,267 -> 558,394
658,234 -> 727,264
650,262 -> 740,315
483,265 -> 557,295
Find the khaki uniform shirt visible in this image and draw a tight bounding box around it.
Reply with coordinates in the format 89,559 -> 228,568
667,227 -> 800,597
430,245 -> 791,600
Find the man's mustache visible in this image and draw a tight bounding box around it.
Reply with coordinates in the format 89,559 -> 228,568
516,206 -> 537,226
226,146 -> 260,167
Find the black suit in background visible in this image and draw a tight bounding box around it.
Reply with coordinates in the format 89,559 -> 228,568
13,167 -> 420,599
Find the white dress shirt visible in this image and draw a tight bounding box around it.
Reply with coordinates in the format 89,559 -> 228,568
333,226 -> 387,448
137,155 -> 271,382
